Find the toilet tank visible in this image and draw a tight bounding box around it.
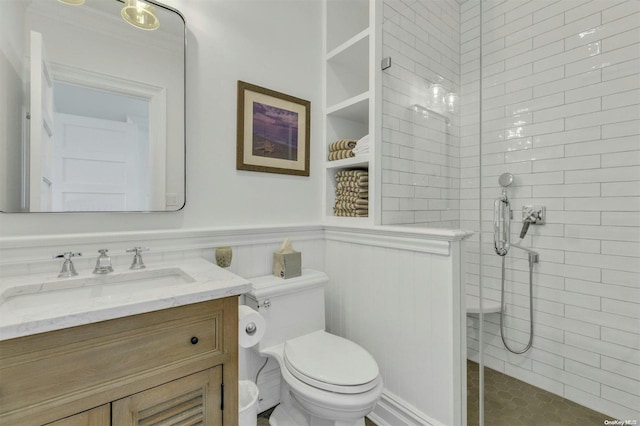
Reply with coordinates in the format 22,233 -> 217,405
244,269 -> 328,352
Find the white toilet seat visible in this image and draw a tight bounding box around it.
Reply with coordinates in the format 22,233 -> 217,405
283,330 -> 380,394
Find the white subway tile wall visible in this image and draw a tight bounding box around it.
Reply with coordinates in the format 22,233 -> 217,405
383,0 -> 639,420
381,0 -> 462,227
460,0 -> 640,421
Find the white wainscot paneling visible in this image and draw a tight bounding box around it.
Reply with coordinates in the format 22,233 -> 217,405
0,224 -> 326,280
324,226 -> 468,426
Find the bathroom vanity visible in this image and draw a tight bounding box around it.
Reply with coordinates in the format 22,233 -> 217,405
0,259 -> 250,425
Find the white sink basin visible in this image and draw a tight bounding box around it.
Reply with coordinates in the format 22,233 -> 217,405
0,268 -> 195,312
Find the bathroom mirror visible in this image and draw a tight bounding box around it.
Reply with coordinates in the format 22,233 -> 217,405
0,0 -> 185,212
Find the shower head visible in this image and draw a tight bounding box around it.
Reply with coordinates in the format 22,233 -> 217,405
498,173 -> 514,188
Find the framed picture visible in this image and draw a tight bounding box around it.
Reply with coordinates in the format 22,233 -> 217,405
237,81 -> 310,176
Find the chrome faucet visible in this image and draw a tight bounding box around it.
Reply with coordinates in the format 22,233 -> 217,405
93,249 -> 114,274
54,252 -> 82,278
126,247 -> 149,270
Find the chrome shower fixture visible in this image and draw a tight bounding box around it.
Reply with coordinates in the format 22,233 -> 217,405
520,205 -> 546,238
494,173 -> 514,256
493,172 -> 540,355
498,172 -> 514,188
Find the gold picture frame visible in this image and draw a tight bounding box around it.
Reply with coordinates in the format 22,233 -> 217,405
236,81 -> 310,176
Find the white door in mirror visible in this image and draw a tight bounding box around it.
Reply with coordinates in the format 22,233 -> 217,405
53,113 -> 147,211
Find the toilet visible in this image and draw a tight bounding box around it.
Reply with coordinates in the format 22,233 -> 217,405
245,270 -> 383,426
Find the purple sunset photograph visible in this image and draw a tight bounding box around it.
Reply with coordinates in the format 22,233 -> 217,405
252,101 -> 299,161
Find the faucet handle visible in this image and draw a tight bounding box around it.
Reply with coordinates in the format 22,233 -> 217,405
53,252 -> 82,260
53,252 -> 82,278
126,247 -> 149,254
126,247 -> 149,270
93,249 -> 114,274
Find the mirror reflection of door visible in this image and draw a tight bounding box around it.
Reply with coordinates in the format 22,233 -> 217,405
53,113 -> 148,211
52,82 -> 150,212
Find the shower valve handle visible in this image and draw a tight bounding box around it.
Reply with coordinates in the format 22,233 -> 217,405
522,205 -> 546,225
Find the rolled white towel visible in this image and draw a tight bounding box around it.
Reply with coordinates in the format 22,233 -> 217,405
357,134 -> 370,145
352,135 -> 370,156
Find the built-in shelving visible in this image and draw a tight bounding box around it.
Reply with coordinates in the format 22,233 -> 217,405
326,28 -> 369,61
327,92 -> 369,122
322,0 -> 379,223
325,154 -> 371,170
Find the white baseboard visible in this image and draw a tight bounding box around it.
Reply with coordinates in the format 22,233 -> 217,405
369,391 -> 446,426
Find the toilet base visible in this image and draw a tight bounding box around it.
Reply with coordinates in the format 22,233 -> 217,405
262,343 -> 379,426
269,399 -> 365,426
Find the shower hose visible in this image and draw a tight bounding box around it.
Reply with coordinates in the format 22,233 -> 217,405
499,251 -> 535,354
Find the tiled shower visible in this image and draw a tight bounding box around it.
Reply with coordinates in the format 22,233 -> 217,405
381,0 -> 639,423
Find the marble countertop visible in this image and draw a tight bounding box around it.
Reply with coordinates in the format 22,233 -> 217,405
0,258 -> 251,341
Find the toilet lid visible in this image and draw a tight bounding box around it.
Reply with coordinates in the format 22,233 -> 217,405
283,330 -> 380,394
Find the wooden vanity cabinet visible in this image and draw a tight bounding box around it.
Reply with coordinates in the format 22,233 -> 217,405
45,405 -> 110,426
0,297 -> 239,426
112,366 -> 222,425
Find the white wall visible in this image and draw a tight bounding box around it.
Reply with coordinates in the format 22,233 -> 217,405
0,0 -> 323,236
461,0 -> 640,420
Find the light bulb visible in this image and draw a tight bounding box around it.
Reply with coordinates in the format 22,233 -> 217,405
121,0 -> 160,31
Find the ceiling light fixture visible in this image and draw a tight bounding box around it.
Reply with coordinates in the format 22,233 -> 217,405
121,0 -> 160,31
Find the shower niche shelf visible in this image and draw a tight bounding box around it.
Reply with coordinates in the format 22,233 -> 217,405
323,0 -> 380,224
411,104 -> 451,124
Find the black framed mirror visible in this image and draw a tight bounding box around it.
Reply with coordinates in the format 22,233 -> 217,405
0,0 -> 185,212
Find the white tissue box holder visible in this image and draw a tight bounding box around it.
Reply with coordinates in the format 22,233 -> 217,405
273,252 -> 301,279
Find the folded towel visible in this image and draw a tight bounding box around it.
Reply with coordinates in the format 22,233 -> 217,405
335,170 -> 368,178
335,189 -> 368,198
333,208 -> 353,217
352,147 -> 369,156
329,139 -> 357,152
334,201 -> 356,210
336,177 -> 368,185
333,195 -> 359,203
334,201 -> 369,210
328,149 -> 355,161
336,182 -> 368,190
335,194 -> 367,201
333,208 -> 368,218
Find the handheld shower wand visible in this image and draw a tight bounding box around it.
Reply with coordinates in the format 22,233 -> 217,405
494,173 -> 513,256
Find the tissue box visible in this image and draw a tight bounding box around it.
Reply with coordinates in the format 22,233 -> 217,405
273,252 -> 302,279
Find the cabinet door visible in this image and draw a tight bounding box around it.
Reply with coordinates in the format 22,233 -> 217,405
45,404 -> 109,426
112,367 -> 222,426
